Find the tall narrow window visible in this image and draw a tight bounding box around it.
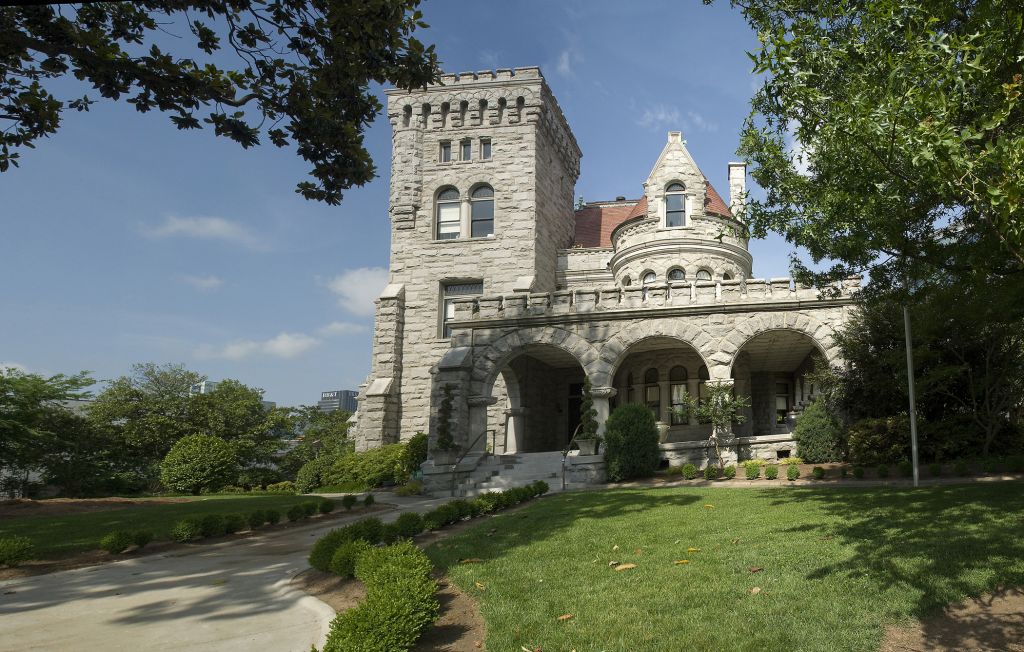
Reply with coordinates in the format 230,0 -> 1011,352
666,182 -> 686,227
460,139 -> 472,161
669,366 -> 689,425
644,368 -> 660,419
471,185 -> 494,237
441,281 -> 483,337
439,141 -> 452,162
436,187 -> 460,240
696,269 -> 713,281
480,138 -> 492,160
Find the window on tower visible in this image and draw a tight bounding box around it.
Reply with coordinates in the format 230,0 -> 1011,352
461,139 -> 472,161
436,187 -> 460,240
439,141 -> 452,162
666,182 -> 686,227
471,185 -> 495,237
480,138 -> 492,159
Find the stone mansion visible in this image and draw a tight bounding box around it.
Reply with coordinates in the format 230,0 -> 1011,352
351,67 -> 857,491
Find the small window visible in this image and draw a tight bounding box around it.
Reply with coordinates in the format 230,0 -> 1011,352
461,139 -> 472,161
666,182 -> 686,227
642,272 -> 657,285
436,187 -> 460,240
480,138 -> 491,160
442,281 -> 483,337
471,185 -> 494,237
440,141 -> 452,162
668,268 -> 685,281
723,273 -> 733,281
696,269 -> 713,281
622,276 -> 632,287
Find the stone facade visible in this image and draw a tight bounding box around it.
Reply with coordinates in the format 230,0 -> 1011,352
353,68 -> 856,481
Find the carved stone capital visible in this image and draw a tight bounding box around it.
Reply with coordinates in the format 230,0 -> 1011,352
468,395 -> 499,407
591,386 -> 618,399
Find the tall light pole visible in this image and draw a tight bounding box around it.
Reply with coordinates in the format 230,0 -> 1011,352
903,305 -> 920,487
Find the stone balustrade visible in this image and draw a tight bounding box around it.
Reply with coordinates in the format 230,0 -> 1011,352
451,277 -> 861,323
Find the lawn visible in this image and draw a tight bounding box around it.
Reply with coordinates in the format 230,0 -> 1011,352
0,494 -> 315,558
428,482 -> 1024,652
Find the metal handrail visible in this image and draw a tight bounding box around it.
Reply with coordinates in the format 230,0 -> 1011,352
449,429 -> 493,496
561,423 -> 585,491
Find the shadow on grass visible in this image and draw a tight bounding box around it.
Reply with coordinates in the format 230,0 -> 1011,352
767,482 -> 1024,650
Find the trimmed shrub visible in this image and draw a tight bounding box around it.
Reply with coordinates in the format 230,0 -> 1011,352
703,465 -> 721,481
681,463 -> 698,480
265,508 -> 281,525
295,455 -> 333,494
853,466 -> 865,479
787,465 -> 800,481
811,466 -> 825,480
955,461 -> 970,477
380,523 -> 401,544
341,494 -> 358,511
349,517 -> 384,545
404,431 -> 429,473
781,457 -> 803,465
267,481 -> 296,494
170,518 -> 203,543
723,465 -> 736,480
533,480 -> 550,495
323,541 -> 439,652
287,504 -> 306,522
200,514 -> 227,538
301,501 -> 318,516
394,481 -> 423,496
224,513 -> 247,534
929,463 -> 943,477
133,530 -> 154,549
764,465 -> 779,480
877,464 -> 890,478
319,498 -> 335,514
248,510 -> 267,529
0,536 -> 34,567
310,529 -> 353,572
847,416 -> 910,466
794,400 -> 844,463
100,530 -> 134,554
898,461 -> 913,478
364,493 -> 375,508
159,434 -> 238,495
323,443 -> 411,490
603,403 -> 661,482
394,512 -> 425,539
744,461 -> 761,480
330,539 -> 372,578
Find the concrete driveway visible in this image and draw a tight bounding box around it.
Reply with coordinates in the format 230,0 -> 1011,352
0,495 -> 444,652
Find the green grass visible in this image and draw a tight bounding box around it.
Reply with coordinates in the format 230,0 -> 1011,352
428,483 -> 1024,652
0,495 -> 314,558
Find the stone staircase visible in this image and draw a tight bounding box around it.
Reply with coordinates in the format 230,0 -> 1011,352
449,451 -> 569,497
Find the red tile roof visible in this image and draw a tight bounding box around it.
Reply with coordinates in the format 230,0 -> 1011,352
572,179 -> 734,248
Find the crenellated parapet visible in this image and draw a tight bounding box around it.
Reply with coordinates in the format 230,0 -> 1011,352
448,276 -> 862,329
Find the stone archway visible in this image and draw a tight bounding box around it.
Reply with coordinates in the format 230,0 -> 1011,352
471,326 -> 603,399
597,319 -> 718,388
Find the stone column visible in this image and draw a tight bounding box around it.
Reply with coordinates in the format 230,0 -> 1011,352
467,395 -> 498,453
591,386 -> 617,436
503,406 -> 526,453
459,196 -> 471,238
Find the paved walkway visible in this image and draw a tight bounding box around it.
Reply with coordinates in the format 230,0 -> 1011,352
0,494 -> 445,652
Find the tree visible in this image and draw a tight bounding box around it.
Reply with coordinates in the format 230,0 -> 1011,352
0,367 -> 94,495
160,434 -> 237,494
578,377 -> 599,440
1,1 -> 439,204
731,0 -> 1024,293
685,383 -> 751,469
278,405 -> 353,477
189,379 -> 289,468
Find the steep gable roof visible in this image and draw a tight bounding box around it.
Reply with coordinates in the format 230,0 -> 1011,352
573,201 -> 637,248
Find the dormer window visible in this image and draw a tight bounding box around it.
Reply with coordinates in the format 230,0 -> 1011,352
666,182 -> 686,227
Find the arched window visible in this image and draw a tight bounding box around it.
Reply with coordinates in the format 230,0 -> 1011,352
668,268 -> 685,282
696,269 -> 713,281
436,187 -> 460,240
669,366 -> 689,425
642,271 -> 657,285
666,182 -> 686,227
644,368 -> 660,419
723,273 -> 733,281
622,276 -> 632,287
471,185 -> 494,237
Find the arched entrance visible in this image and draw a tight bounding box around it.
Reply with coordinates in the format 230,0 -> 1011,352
610,336 -> 711,444
729,329 -> 826,438
491,344 -> 588,454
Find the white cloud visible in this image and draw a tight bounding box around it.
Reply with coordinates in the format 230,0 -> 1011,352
554,47 -> 583,77
326,267 -> 389,316
146,216 -> 268,251
637,104 -> 681,130
686,111 -> 719,133
199,332 -> 320,360
318,321 -> 367,337
179,274 -> 224,291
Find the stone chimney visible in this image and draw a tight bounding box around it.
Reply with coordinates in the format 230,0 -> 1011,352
728,162 -> 747,216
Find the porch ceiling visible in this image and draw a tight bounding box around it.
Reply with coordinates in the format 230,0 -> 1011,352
511,344 -> 582,369
739,330 -> 819,372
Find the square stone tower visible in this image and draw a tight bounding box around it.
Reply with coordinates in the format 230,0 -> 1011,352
354,68 -> 582,449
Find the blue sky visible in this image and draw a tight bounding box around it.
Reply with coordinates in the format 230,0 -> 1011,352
0,0 -> 797,407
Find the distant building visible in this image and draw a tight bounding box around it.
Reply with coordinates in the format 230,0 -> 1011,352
318,390 -> 358,413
